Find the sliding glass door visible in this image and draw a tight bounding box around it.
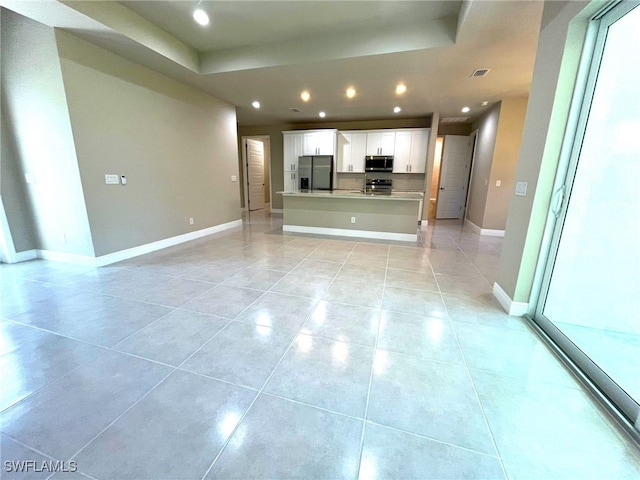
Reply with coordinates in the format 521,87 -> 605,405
534,1 -> 640,434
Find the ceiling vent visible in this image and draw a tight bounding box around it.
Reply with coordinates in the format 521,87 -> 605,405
290,107 -> 300,113
471,68 -> 490,77
441,117 -> 470,123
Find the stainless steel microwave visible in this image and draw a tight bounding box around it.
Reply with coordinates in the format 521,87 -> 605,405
365,155 -> 394,172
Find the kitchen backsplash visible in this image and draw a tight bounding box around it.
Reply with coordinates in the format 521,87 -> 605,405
335,173 -> 426,192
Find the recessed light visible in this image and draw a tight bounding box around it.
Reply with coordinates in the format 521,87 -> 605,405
481,101 -> 489,106
395,83 -> 407,95
393,106 -> 402,113
461,106 -> 470,113
319,111 -> 326,118
346,87 -> 356,98
193,9 -> 209,26
252,101 -> 260,109
301,91 -> 310,102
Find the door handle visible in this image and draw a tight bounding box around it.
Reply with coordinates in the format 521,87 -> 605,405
552,185 -> 566,218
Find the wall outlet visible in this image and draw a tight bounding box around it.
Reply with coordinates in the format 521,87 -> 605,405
351,216 -> 356,224
231,175 -> 237,182
189,217 -> 194,225
25,173 -> 35,184
496,180 -> 502,187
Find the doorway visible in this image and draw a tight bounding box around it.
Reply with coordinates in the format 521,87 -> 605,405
241,136 -> 271,212
532,2 -> 639,439
435,134 -> 475,219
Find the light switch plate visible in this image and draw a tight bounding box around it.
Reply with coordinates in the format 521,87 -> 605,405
105,174 -> 119,185
496,180 -> 502,187
515,181 -> 528,196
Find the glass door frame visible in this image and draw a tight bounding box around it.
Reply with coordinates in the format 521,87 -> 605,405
528,0 -> 640,442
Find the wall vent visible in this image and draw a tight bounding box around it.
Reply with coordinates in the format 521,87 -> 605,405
471,68 -> 490,77
441,116 -> 470,123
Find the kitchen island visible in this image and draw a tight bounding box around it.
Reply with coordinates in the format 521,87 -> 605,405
280,190 -> 423,242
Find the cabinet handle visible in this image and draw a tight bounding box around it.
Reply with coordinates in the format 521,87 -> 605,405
409,164 -> 412,172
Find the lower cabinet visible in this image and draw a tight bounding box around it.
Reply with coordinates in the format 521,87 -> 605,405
284,171 -> 298,192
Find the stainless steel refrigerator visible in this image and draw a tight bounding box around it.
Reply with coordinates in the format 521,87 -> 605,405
298,155 -> 333,190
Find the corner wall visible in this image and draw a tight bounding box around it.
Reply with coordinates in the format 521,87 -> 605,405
1,105 -> 37,254
467,103 -> 501,227
1,8 -> 95,257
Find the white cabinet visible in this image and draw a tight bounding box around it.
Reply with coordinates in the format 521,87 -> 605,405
392,129 -> 430,173
337,132 -> 367,173
283,132 -> 304,191
284,171 -> 298,192
366,131 -> 396,156
303,130 -> 336,155
283,132 -> 304,173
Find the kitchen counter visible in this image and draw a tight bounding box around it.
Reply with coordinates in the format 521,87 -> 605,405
280,190 -> 423,201
279,190 -> 422,242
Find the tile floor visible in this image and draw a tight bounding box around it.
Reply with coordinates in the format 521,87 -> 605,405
1,211 -> 639,479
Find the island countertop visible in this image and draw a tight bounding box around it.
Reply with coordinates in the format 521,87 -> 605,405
279,190 -> 423,201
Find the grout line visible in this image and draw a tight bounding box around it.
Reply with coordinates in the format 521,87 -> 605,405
440,292 -> 507,476
199,292 -> 320,480
355,244 -> 388,479
66,318 -> 238,464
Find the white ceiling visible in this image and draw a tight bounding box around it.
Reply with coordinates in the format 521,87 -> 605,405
1,0 -> 544,125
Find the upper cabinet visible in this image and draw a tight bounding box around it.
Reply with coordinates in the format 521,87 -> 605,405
337,132 -> 367,173
283,132 -> 304,173
392,128 -> 430,173
302,130 -> 336,156
365,131 -> 396,156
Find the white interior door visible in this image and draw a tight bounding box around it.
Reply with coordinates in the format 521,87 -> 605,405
246,138 -> 265,211
436,135 -> 471,219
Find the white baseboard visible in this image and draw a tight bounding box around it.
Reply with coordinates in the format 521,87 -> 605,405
34,219 -> 242,268
12,249 -> 38,263
465,219 -> 505,237
493,282 -> 529,316
38,249 -> 97,267
270,208 -> 283,214
94,219 -> 242,267
283,224 -> 417,242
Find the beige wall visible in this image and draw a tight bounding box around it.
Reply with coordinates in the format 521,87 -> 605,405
1,9 -> 95,257
465,97 -> 528,230
467,103 -> 501,226
497,1 -> 596,301
482,96 -> 529,229
56,31 -> 240,256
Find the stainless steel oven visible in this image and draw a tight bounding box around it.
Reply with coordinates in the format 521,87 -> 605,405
365,178 -> 392,195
